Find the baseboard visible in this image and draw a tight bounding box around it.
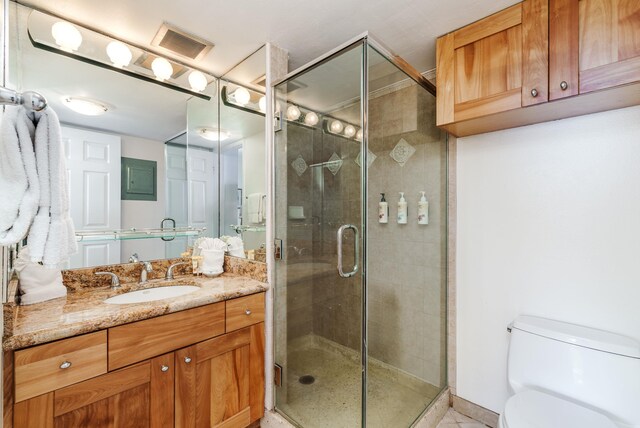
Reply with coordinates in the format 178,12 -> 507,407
451,395 -> 499,428
413,387 -> 451,428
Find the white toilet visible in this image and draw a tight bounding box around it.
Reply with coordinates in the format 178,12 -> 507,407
499,316 -> 640,428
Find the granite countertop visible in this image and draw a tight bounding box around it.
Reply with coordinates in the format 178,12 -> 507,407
3,273 -> 268,352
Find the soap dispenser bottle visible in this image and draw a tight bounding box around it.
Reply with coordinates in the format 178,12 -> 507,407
397,192 -> 407,224
379,193 -> 389,224
418,191 -> 429,225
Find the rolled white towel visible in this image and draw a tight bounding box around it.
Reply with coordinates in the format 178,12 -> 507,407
226,236 -> 245,258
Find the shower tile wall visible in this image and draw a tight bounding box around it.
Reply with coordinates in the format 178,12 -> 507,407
280,83 -> 445,387
283,124 -> 362,351
367,84 -> 447,387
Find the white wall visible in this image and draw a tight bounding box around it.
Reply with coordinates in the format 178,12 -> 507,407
456,105 -> 640,413
120,135 -> 166,262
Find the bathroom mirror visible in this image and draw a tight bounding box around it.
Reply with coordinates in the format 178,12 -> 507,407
219,47 -> 267,260
8,3 -> 220,268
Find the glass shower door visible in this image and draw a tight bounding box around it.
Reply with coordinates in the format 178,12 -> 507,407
273,41 -> 366,427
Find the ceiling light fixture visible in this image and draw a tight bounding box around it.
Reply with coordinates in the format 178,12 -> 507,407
188,71 -> 208,92
258,96 -> 266,112
106,41 -> 132,68
330,119 -> 344,134
151,57 -> 173,81
286,105 -> 301,121
63,97 -> 108,116
304,111 -> 319,126
231,87 -> 251,106
197,127 -> 229,142
51,21 -> 82,52
344,124 -> 356,138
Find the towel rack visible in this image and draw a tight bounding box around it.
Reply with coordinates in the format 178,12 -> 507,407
0,86 -> 47,111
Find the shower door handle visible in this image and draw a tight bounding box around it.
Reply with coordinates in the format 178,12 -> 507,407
337,224 -> 359,278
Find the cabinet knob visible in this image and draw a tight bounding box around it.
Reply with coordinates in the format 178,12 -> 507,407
59,361 -> 72,369
530,88 -> 538,97
184,356 -> 192,364
245,309 -> 252,315
161,365 -> 169,372
560,81 -> 568,91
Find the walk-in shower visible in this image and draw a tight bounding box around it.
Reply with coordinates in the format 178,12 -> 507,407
273,35 -> 447,427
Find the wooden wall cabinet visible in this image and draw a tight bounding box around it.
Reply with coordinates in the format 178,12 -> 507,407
437,0 -> 640,137
7,294 -> 266,428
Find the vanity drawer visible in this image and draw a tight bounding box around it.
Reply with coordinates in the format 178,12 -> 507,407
108,301 -> 225,370
14,331 -> 107,402
226,293 -> 265,332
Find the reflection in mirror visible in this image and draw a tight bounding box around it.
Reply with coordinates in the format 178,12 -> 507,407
8,3 -> 218,268
219,47 -> 267,261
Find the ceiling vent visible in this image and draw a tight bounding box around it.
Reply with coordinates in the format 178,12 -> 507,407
151,22 -> 214,61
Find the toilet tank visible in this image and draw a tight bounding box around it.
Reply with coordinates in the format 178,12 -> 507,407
507,316 -> 640,427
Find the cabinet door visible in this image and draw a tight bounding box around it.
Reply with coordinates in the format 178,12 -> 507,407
14,353 -> 175,428
579,0 -> 640,93
436,0 -> 548,125
176,323 -> 265,428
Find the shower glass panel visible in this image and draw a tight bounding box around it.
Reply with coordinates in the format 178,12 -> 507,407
274,36 -> 447,428
274,41 -> 365,427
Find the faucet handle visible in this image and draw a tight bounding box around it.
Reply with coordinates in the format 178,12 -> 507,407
95,272 -> 121,289
142,261 -> 153,272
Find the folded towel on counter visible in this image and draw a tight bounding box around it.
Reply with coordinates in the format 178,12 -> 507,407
0,106 -> 40,245
193,237 -> 228,256
247,193 -> 265,224
28,107 -> 77,267
226,236 -> 245,258
14,246 -> 67,305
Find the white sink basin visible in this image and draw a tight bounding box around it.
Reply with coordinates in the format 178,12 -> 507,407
104,285 -> 200,304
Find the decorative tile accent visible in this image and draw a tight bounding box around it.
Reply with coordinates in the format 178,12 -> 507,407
326,152 -> 343,175
355,149 -> 377,168
291,155 -> 308,176
390,138 -> 416,166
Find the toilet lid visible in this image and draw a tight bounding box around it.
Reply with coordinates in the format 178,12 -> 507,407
503,390 -> 617,428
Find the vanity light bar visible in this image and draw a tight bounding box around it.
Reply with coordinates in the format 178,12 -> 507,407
27,9 -> 216,100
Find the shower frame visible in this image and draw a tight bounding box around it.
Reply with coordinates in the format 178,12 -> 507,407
269,32 -> 447,427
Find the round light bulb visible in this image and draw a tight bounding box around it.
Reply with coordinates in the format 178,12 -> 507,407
258,96 -> 266,112
356,128 -> 363,141
51,21 -> 82,52
188,71 -> 208,92
344,124 -> 356,138
330,119 -> 344,134
286,105 -> 301,121
232,87 -> 251,106
106,41 -> 132,68
304,111 -> 319,126
151,57 -> 173,82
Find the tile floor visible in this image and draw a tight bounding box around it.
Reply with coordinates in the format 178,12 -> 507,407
436,409 -> 490,428
276,335 -> 442,428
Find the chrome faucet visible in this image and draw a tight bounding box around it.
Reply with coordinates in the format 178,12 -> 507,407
95,272 -> 121,290
165,261 -> 189,280
139,261 -> 153,284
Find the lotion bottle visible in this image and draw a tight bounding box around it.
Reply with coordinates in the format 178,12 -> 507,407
397,192 -> 407,224
418,191 -> 429,225
378,193 -> 388,223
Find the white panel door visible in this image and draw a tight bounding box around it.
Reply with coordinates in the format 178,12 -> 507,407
165,145 -> 189,258
188,147 -> 217,239
63,126 -> 121,268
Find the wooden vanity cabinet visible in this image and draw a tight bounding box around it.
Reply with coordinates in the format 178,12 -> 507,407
175,323 -> 265,428
8,293 -> 266,428
14,352 -> 175,428
437,0 -> 640,136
